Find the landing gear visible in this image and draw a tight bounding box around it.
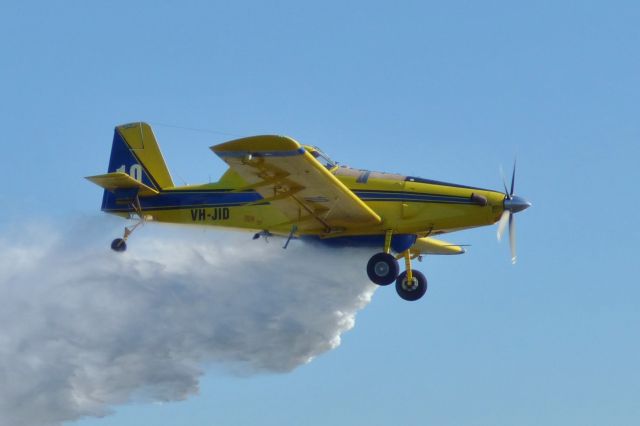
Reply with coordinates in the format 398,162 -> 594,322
367,253 -> 399,285
110,195 -> 145,253
111,238 -> 127,252
395,270 -> 427,301
394,248 -> 427,301
365,230 -> 428,301
366,229 -> 399,285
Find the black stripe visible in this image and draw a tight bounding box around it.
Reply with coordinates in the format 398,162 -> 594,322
405,176 -> 496,192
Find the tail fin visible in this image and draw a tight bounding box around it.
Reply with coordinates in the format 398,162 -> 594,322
87,122 -> 174,211
106,122 -> 174,190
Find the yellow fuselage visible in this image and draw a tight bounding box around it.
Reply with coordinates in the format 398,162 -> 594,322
111,166 -> 505,240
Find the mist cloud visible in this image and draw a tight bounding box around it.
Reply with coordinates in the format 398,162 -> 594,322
0,219 -> 376,425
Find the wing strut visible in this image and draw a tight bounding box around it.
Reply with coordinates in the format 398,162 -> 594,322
283,225 -> 298,249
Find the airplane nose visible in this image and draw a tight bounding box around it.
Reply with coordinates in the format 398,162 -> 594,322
503,195 -> 532,213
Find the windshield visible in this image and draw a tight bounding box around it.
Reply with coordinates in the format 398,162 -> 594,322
309,147 -> 336,170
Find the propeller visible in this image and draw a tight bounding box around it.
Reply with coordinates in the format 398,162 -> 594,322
497,161 -> 531,264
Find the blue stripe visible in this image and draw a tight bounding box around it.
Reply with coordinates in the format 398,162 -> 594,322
152,191 -> 261,205
105,202 -> 267,212
164,189 -> 256,194
217,148 -> 306,158
103,190 -> 265,212
103,186 -> 479,215
305,234 -> 417,252
354,190 -> 474,204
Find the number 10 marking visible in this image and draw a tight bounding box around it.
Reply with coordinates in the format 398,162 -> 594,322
116,164 -> 143,182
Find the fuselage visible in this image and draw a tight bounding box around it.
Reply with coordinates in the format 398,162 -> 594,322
104,154 -> 506,240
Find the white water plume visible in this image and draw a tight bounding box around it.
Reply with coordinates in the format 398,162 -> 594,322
0,218 -> 376,425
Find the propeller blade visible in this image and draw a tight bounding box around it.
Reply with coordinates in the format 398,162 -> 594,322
497,210 -> 510,241
510,159 -> 516,197
497,159 -> 529,264
509,212 -> 517,264
500,165 -> 509,198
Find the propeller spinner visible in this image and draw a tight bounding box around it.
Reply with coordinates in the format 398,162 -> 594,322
497,161 -> 531,264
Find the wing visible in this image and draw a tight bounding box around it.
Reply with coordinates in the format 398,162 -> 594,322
211,135 -> 381,234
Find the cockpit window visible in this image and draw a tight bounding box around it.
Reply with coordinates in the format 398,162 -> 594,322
309,147 -> 336,170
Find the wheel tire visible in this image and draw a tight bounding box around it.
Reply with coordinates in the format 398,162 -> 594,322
366,252 -> 399,286
111,238 -> 127,252
395,270 -> 427,301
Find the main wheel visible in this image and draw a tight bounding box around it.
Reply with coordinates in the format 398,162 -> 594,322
395,270 -> 427,301
111,238 -> 127,252
366,252 -> 399,285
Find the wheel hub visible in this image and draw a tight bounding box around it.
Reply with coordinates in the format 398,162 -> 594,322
402,277 -> 418,291
374,261 -> 390,277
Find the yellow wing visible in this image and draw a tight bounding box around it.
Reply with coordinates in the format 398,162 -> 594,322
211,135 -> 381,234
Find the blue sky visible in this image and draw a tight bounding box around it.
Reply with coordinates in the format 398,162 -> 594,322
1,1 -> 639,425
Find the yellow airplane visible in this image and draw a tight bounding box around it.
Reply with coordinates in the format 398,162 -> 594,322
87,122 -> 531,301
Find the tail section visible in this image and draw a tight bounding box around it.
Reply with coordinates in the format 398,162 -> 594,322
86,122 -> 174,211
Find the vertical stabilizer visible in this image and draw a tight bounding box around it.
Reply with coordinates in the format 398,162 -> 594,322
107,122 -> 174,190
98,122 -> 174,211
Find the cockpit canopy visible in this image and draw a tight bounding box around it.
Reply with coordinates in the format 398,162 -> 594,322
305,145 -> 337,170
304,145 -> 405,182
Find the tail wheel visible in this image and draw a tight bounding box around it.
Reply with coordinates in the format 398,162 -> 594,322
111,238 -> 127,252
395,270 -> 427,301
367,252 -> 399,286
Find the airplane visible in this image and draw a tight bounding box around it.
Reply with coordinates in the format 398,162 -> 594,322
86,122 -> 531,301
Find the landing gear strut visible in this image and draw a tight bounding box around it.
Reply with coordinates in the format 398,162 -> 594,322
111,196 -> 145,253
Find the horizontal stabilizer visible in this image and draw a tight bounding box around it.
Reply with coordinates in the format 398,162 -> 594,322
411,237 -> 466,255
85,172 -> 159,197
